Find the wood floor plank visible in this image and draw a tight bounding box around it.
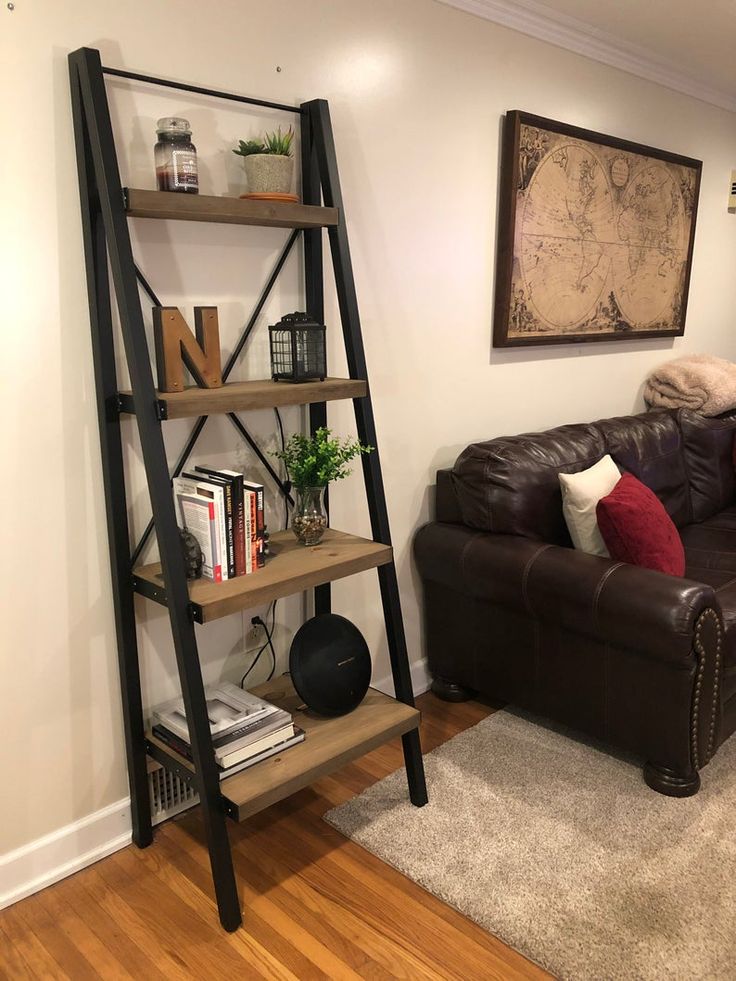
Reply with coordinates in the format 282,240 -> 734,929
0,693 -> 549,979
153,829 -> 325,980
233,832 -> 449,981
60,871 -> 168,981
86,862 -> 203,981
33,882 -> 134,981
1,904 -> 74,979
9,893 -> 101,981
108,848 -> 275,980
0,920 -> 35,980
157,822 -> 365,980
127,827 -> 313,980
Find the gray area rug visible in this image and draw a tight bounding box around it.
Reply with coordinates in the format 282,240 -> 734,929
324,710 -> 736,980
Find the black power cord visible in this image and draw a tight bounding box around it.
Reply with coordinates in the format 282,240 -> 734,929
240,407 -> 289,689
274,406 -> 290,528
239,602 -> 278,687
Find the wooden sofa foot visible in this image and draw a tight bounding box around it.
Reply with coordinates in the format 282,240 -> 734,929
431,677 -> 475,702
644,762 -> 700,797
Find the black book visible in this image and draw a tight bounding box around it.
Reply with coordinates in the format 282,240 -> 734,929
211,469 -> 246,576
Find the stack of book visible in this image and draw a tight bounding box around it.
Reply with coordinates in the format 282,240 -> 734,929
152,682 -> 304,780
173,467 -> 265,582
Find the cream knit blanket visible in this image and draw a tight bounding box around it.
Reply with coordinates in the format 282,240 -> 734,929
644,354 -> 736,416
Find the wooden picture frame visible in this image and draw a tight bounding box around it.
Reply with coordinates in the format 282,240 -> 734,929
493,111 -> 702,348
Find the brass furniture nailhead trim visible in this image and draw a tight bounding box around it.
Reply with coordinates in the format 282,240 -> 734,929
692,608 -> 722,770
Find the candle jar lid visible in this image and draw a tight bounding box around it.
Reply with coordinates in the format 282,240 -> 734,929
156,116 -> 192,136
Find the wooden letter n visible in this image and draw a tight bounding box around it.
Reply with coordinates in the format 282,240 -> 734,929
153,306 -> 224,392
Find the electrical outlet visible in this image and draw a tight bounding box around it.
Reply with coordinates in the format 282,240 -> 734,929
247,623 -> 261,646
730,170 -> 736,211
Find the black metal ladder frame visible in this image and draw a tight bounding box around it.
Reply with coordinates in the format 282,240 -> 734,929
68,46 -> 427,933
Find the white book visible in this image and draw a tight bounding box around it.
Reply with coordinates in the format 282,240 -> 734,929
218,727 -> 305,781
173,484 -> 221,582
178,473 -> 229,580
218,722 -> 295,768
153,681 -> 278,743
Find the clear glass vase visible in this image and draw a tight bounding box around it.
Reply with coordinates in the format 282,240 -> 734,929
292,485 -> 327,546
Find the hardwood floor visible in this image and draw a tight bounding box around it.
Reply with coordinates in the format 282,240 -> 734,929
0,693 -> 551,980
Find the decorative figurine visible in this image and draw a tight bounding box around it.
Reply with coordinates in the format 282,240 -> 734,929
179,528 -> 203,579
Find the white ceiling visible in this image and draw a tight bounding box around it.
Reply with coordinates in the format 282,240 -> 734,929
437,0 -> 736,111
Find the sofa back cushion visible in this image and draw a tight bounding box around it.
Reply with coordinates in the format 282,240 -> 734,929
680,410 -> 736,522
595,410 -> 690,527
451,408 -> 694,543
452,423 -> 605,545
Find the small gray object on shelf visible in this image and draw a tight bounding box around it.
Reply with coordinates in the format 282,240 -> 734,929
179,528 -> 203,579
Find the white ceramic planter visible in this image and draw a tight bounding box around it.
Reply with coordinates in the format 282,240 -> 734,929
243,154 -> 294,194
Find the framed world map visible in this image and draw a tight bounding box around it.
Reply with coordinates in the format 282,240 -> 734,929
493,111 -> 702,347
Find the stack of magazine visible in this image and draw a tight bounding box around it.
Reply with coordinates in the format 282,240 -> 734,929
152,682 -> 304,781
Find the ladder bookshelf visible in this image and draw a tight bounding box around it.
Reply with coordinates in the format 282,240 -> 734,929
68,47 -> 427,933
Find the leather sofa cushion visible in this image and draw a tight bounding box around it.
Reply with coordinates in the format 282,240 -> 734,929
452,422 -> 604,544
450,406 -> 734,548
452,408 -> 686,542
680,410 -> 736,523
595,410 -> 690,527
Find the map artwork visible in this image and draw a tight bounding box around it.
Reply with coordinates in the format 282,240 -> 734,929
493,112 -> 702,347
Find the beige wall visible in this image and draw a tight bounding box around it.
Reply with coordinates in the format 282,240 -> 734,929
2,0 -> 735,858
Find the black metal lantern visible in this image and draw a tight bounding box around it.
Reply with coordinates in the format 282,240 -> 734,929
268,312 -> 326,382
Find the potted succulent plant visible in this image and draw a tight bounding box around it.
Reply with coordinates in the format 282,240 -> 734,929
233,126 -> 295,198
274,427 -> 373,546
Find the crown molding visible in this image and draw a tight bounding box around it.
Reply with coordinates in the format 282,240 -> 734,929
435,0 -> 736,113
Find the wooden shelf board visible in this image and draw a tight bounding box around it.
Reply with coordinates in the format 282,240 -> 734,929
144,677 -> 419,821
119,377 -> 367,420
221,677 -> 420,821
133,528 -> 392,623
124,188 -> 338,229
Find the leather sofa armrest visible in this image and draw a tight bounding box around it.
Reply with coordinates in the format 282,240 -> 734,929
414,523 -> 719,664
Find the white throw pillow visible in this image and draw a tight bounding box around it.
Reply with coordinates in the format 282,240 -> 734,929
559,455 -> 621,557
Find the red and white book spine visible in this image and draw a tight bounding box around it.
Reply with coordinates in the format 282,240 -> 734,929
249,491 -> 258,572
243,481 -> 265,568
207,501 -> 223,582
243,490 -> 254,574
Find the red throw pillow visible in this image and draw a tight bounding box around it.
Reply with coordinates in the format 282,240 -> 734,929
596,473 -> 685,576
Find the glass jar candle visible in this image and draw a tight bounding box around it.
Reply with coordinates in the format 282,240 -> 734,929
154,117 -> 199,193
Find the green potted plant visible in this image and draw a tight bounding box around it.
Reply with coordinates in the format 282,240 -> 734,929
233,126 -> 295,198
274,427 -> 373,546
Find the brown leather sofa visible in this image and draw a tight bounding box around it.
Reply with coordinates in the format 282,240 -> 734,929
414,408 -> 736,796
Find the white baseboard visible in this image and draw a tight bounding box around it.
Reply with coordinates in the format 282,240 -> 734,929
0,798 -> 132,910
